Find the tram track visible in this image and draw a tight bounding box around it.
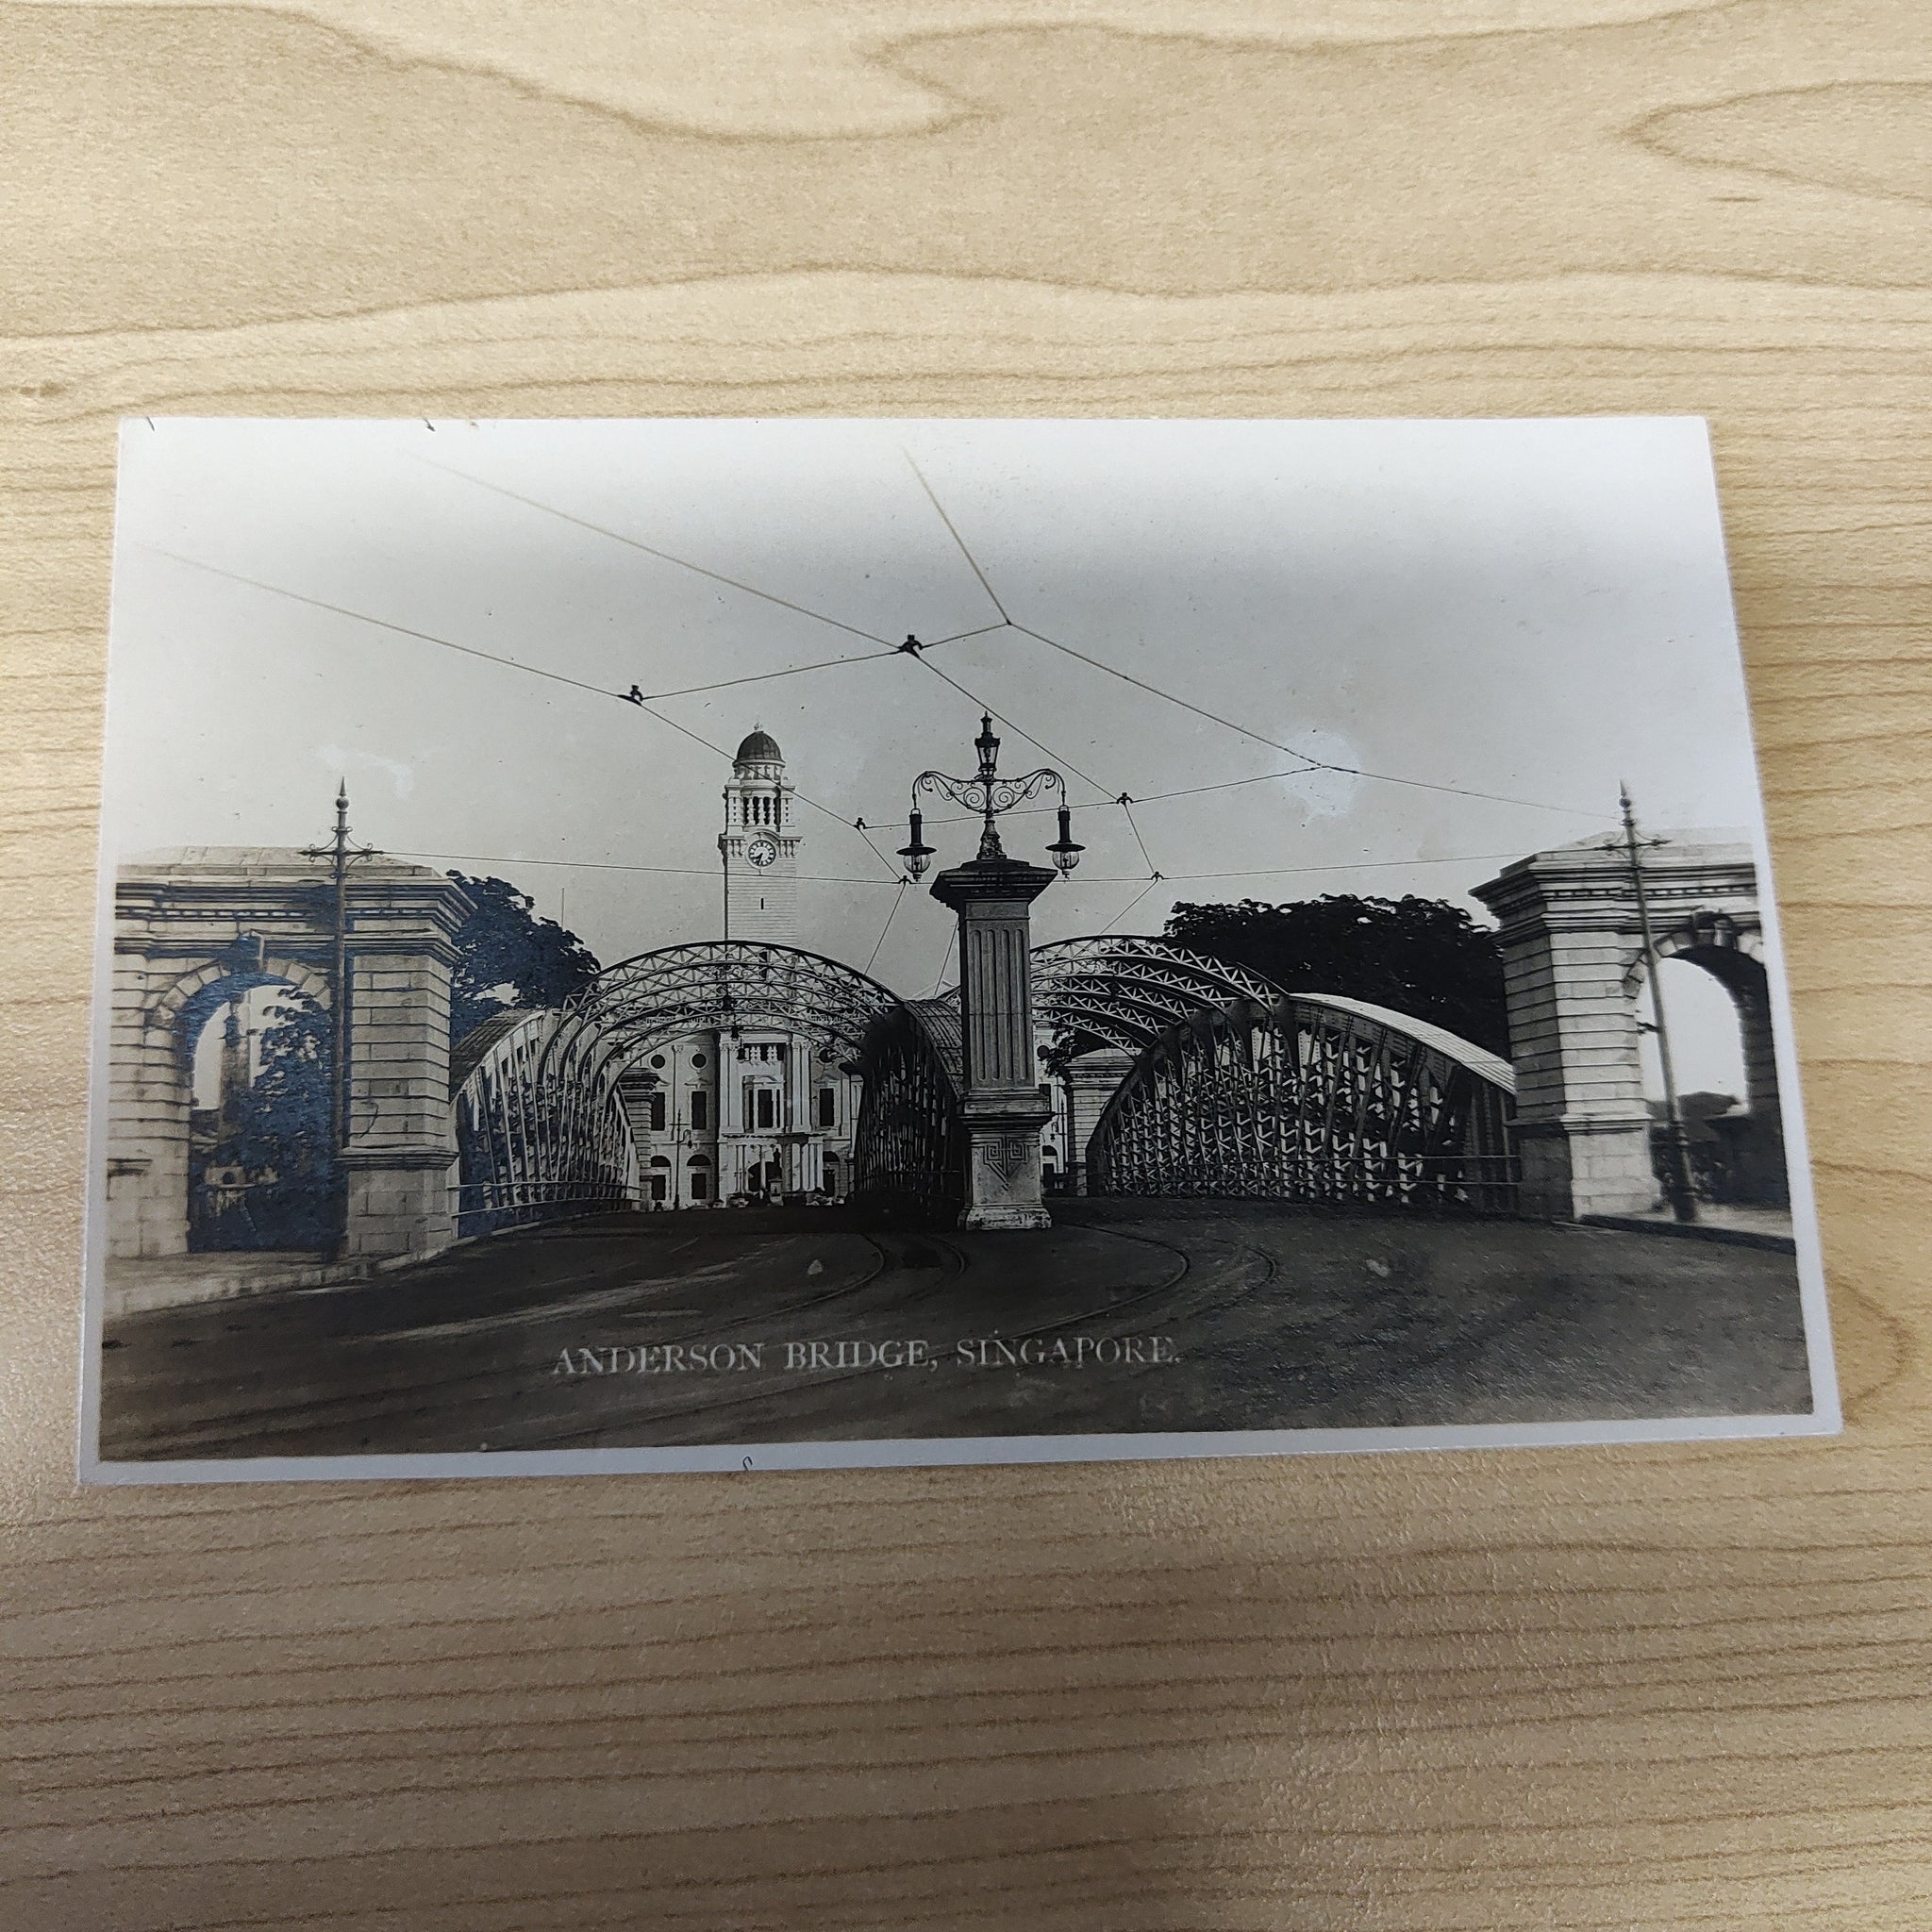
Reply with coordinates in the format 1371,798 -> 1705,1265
104,1225 -> 967,1458
105,1217 -> 1281,1459
530,1223 -> 1278,1448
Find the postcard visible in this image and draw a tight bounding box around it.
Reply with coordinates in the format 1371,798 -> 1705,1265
80,416 -> 1838,1480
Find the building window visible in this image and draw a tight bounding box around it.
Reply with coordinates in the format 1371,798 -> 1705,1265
755,1088 -> 776,1130
818,1088 -> 836,1128
689,1170 -> 709,1201
649,1174 -> 667,1203
690,1091 -> 708,1131
649,1091 -> 667,1132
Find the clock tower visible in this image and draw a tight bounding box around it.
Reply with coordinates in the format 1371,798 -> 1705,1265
720,725 -> 800,943
620,723 -> 858,1210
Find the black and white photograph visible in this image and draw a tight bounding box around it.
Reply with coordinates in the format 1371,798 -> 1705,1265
82,415 -> 1838,1479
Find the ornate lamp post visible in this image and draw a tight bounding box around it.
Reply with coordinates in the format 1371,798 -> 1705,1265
898,714 -> 1082,1230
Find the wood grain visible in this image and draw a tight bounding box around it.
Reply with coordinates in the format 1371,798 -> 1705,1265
3,0 -> 1930,1923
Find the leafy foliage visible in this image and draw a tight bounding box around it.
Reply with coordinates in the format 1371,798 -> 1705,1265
446,874 -> 602,1043
192,990 -> 337,1250
1163,893 -> 1509,1057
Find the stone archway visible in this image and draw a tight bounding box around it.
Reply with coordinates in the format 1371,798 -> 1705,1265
1474,837 -> 1783,1219
1632,912 -> 1785,1206
108,848 -> 473,1261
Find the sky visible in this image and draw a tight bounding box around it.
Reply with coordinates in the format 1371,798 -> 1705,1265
104,416 -> 1770,1093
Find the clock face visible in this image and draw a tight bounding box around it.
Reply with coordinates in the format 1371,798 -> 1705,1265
745,837 -> 777,869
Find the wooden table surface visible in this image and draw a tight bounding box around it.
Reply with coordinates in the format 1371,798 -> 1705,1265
4,2 -> 1929,1924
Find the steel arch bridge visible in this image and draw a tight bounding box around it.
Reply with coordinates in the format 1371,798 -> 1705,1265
452,933 -> 1518,1233
1084,985 -> 1518,1211
452,1008 -> 641,1236
1029,936 -> 1285,1057
545,941 -> 904,1074
453,941 -> 908,1233
1029,936 -> 1517,1211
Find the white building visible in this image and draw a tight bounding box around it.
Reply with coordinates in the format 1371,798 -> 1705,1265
623,728 -> 863,1208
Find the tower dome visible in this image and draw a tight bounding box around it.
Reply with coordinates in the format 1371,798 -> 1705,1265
734,726 -> 782,766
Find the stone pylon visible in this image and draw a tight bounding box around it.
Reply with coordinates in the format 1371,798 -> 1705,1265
108,849 -> 472,1262
1474,836 -> 1780,1220
928,853 -> 1057,1230
1060,1046 -> 1138,1195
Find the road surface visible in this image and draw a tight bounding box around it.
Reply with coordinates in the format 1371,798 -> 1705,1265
98,1201 -> 1814,1461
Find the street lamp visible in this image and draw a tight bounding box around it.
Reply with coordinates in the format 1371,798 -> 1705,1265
897,809 -> 936,880
897,713 -> 1080,875
905,714 -> 1076,1231
1047,805 -> 1085,876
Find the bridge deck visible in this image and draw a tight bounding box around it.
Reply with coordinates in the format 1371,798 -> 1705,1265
99,1201 -> 1812,1462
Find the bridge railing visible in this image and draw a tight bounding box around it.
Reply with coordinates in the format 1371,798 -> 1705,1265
452,1178 -> 640,1239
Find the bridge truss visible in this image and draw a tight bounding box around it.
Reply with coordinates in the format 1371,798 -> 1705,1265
452,942 -> 907,1233
452,1009 -> 640,1236
1081,974 -> 1518,1211
451,933 -> 1518,1235
848,1000 -> 965,1219
1029,936 -> 1284,1058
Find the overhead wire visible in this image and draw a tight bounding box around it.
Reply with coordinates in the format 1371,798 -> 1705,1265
865,880 -> 910,975
889,458 -> 1604,824
166,447 -> 1615,944
407,454 -> 896,648
408,451 -> 1601,862
895,461 -> 1609,928
1103,877 -> 1163,934
1010,620 -> 1605,820
903,451 -> 1009,624
927,926 -> 958,999
393,842 -> 1531,891
910,654 -> 1120,809
390,849 -> 905,886
1117,797 -> 1160,879
899,465 -> 1176,881
140,547 -> 620,704
882,763 -> 1324,828
1009,620 -> 1324,780
140,544 -> 904,881
635,647 -> 901,702
1067,850 -> 1536,885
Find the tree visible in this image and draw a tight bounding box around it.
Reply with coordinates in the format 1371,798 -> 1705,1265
1162,893 -> 1509,1056
446,873 -> 602,1042
215,990 -> 337,1249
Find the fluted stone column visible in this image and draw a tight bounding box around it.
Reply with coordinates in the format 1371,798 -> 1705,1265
929,854 -> 1056,1230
